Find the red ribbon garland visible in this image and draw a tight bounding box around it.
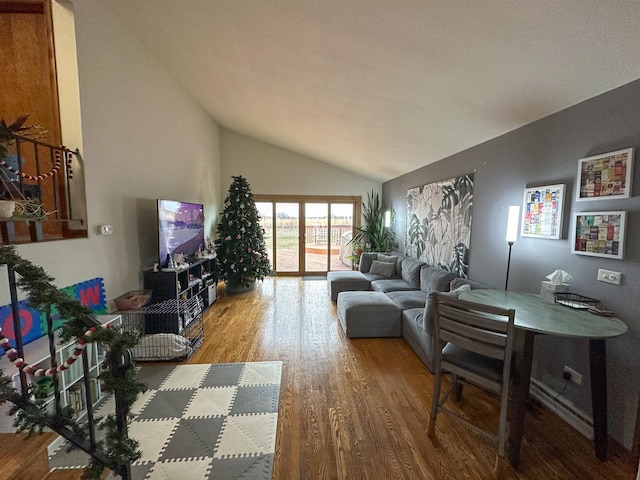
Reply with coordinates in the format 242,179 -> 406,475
0,147 -> 76,182
0,325 -> 110,378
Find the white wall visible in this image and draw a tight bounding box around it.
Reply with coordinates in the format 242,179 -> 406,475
1,0 -> 222,309
220,128 -> 380,199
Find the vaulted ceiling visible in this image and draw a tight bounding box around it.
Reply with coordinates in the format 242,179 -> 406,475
108,1 -> 640,182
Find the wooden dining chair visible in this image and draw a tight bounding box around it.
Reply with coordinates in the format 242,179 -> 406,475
427,292 -> 516,476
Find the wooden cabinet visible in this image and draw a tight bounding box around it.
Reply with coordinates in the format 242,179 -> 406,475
143,256 -> 217,307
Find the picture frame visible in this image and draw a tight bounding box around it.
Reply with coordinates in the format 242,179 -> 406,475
571,211 -> 627,259
576,148 -> 634,201
521,183 -> 565,239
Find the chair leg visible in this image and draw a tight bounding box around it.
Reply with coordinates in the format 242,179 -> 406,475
428,370 -> 443,437
427,414 -> 436,436
493,454 -> 505,478
454,379 -> 464,402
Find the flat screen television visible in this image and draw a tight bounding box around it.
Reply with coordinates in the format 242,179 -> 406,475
157,199 -> 205,266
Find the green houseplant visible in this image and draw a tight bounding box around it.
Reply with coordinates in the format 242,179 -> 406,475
350,191 -> 396,253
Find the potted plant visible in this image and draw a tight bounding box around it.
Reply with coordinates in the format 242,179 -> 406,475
350,191 -> 396,253
347,243 -> 363,269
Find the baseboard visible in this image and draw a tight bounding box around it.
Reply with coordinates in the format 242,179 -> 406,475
529,378 -> 594,440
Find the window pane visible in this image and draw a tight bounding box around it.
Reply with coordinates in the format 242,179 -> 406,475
275,203 -> 299,272
305,203 -> 328,272
331,203 -> 354,271
256,202 -> 273,269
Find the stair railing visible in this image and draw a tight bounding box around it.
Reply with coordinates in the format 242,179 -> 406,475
0,130 -> 88,244
2,261 -> 134,479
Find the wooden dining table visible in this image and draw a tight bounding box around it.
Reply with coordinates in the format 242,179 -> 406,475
458,289 -> 628,467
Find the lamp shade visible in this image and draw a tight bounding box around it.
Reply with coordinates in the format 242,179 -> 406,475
506,205 -> 520,243
384,209 -> 392,228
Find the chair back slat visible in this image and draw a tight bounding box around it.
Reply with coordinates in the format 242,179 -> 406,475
439,315 -> 508,349
440,329 -> 506,360
438,303 -> 510,334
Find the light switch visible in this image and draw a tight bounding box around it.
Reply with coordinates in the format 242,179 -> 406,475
597,268 -> 621,285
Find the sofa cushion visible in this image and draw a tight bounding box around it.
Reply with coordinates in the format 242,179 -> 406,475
387,252 -> 406,276
377,253 -> 399,273
420,266 -> 457,293
359,252 -> 378,273
362,272 -> 388,282
386,290 -> 428,310
370,259 -> 395,277
371,279 -> 416,293
400,257 -> 424,289
401,308 -> 436,372
337,291 -> 401,338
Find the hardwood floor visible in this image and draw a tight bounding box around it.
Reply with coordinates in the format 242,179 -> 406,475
3,276 -> 637,479
189,277 -> 636,480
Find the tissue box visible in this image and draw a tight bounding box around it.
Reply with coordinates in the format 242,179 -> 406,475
540,281 -> 569,301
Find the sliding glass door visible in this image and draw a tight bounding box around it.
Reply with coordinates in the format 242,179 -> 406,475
254,196 -> 360,275
276,202 -> 299,273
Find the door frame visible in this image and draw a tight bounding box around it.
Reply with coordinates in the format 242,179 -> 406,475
254,195 -> 361,276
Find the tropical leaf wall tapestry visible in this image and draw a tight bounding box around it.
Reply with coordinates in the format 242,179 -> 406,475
405,174 -> 474,277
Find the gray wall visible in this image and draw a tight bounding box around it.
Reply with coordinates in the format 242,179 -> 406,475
383,79 -> 640,449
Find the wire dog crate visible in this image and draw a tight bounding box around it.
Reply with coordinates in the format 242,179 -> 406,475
120,296 -> 204,361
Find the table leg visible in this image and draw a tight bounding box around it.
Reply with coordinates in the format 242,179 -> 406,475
589,339 -> 608,460
509,330 -> 535,467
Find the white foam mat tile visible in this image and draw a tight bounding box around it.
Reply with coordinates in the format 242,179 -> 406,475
161,363 -> 211,390
183,386 -> 237,418
146,457 -> 213,480
214,412 -> 279,458
238,361 -> 282,386
129,418 -> 181,464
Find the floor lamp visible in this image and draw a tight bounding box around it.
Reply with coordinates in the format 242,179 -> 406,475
505,205 -> 520,290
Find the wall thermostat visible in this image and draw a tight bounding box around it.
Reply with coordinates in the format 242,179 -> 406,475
99,225 -> 113,235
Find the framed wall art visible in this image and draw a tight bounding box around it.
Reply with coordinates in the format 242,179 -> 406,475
576,148 -> 634,201
521,184 -> 565,239
406,174 -> 474,277
571,211 -> 627,259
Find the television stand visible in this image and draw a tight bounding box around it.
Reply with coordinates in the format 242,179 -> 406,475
129,255 -> 217,359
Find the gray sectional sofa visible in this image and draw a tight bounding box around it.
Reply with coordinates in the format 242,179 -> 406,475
327,252 -> 487,372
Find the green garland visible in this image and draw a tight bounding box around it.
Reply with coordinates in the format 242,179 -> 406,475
0,246 -> 146,478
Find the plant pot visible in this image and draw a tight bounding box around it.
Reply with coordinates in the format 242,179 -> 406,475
0,200 -> 15,219
226,278 -> 258,294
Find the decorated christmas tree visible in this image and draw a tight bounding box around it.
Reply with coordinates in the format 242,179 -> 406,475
215,175 -> 274,290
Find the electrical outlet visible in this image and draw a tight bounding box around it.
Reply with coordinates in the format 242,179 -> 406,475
563,366 -> 582,385
99,225 -> 113,235
597,268 -> 621,285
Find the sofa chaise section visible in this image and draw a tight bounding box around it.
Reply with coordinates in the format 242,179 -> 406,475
337,291 -> 402,338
